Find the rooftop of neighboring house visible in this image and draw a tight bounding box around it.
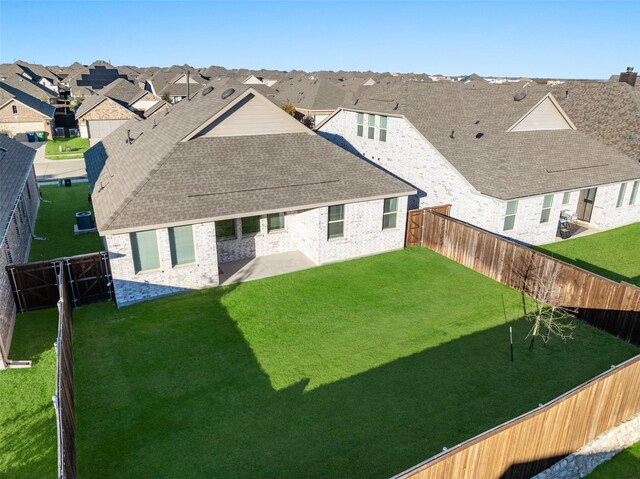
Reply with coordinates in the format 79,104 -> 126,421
14,61 -> 60,84
551,80 -> 640,162
74,94 -> 133,119
65,61 -> 131,93
84,81 -> 414,234
319,79 -> 640,200
99,78 -> 153,108
0,135 -> 36,242
0,81 -> 56,118
0,72 -> 58,100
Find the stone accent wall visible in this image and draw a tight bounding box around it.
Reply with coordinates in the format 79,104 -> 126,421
0,99 -> 51,137
106,199 -> 408,307
79,98 -> 135,121
533,413 -> 640,479
0,167 -> 39,361
106,223 -> 219,307
318,111 -> 640,245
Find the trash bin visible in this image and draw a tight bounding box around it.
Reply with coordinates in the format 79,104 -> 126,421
26,132 -> 35,142
64,178 -> 72,187
75,211 -> 93,231
36,131 -> 46,142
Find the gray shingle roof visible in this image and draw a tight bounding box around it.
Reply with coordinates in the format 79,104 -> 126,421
85,83 -> 414,233
0,136 -> 36,242
335,81 -> 640,199
0,72 -> 58,100
0,81 -> 56,118
100,78 -> 149,107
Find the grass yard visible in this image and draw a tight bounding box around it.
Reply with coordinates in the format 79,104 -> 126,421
73,248 -> 639,479
586,441 -> 640,478
29,183 -> 103,261
0,310 -> 58,478
535,223 -> 640,286
44,137 -> 90,160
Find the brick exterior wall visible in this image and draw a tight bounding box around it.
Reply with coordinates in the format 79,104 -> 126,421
0,167 -> 39,360
319,110 -> 640,245
79,99 -> 136,122
105,199 -> 407,307
0,99 -> 52,137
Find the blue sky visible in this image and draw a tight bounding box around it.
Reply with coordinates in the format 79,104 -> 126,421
0,1 -> 638,79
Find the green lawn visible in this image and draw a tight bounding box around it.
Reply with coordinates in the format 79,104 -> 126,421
29,183 -> 103,261
535,223 -> 640,286
586,441 -> 640,478
72,248 -> 639,479
0,309 -> 58,478
44,137 -> 90,160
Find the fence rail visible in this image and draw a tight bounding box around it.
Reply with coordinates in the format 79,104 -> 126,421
392,354 -> 640,479
53,262 -> 77,479
406,208 -> 640,345
6,252 -> 113,312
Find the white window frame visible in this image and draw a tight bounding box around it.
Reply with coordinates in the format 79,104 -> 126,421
503,200 -> 518,231
616,183 -> 627,208
327,205 -> 345,239
540,194 -> 554,223
629,181 -> 639,205
382,197 -> 398,230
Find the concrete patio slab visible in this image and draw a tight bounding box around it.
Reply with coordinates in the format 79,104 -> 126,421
22,141 -> 88,181
219,251 -> 316,285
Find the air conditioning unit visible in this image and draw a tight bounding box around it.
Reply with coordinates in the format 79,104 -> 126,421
560,210 -> 577,221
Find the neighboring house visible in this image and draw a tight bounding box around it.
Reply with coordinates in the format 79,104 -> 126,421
145,69 -> 208,103
317,81 -> 640,245
14,61 -> 60,93
0,136 -> 39,367
85,83 -> 414,306
65,60 -> 130,98
75,95 -> 137,139
142,100 -> 171,119
242,74 -> 279,87
100,78 -> 162,113
0,72 -> 58,104
0,81 -> 56,138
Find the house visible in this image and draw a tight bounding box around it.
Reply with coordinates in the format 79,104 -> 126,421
100,78 -> 161,113
84,83 -> 414,306
0,81 -> 56,138
75,95 -> 138,139
64,60 -> 130,98
316,81 -> 640,245
14,61 -> 60,93
145,69 -> 208,103
0,72 -> 58,105
0,136 -> 39,367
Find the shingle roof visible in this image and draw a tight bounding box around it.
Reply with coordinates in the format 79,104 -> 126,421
0,135 -> 36,242
99,78 -> 148,107
551,81 -> 640,162
0,72 -> 58,100
274,74 -> 351,111
0,81 -> 56,118
85,83 -> 414,233
333,80 -> 640,199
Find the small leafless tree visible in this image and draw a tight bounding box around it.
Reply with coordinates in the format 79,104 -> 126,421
516,254 -> 576,350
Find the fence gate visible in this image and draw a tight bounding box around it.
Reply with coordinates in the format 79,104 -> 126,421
6,252 -> 113,312
405,205 -> 451,247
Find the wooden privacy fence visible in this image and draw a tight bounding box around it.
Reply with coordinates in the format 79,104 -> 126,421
5,252 -> 113,312
406,208 -> 640,345
391,354 -> 640,479
53,262 -> 77,479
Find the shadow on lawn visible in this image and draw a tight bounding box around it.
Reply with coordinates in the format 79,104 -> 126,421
75,284 -> 636,479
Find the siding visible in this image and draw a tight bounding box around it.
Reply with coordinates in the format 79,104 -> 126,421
510,96 -> 573,132
197,93 -> 309,137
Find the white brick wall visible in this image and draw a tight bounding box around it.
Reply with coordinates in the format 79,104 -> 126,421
319,110 -> 640,245
105,199 -> 407,307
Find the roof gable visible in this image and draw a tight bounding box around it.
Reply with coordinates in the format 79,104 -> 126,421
188,90 -> 310,139
507,93 -> 576,132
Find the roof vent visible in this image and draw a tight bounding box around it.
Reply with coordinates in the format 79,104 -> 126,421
221,88 -> 235,99
353,98 -> 359,105
449,130 -> 455,139
394,102 -> 399,110
202,86 -> 214,96
513,90 -> 527,101
475,132 -> 484,139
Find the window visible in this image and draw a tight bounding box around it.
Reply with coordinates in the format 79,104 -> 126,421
11,105 -> 17,114
215,219 -> 236,240
356,112 -> 364,137
382,197 -> 398,230
629,181 -> 639,205
503,200 -> 518,231
540,194 -> 554,223
327,205 -> 345,239
130,230 -> 160,273
562,192 -> 571,205
379,115 -> 387,142
267,212 -> 285,232
616,183 -> 627,208
168,225 -> 195,266
367,114 -> 375,139
241,216 -> 260,236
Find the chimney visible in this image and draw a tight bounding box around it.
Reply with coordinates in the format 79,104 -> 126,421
619,67 -> 637,87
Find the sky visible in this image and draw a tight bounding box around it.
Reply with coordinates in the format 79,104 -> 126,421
0,0 -> 638,79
